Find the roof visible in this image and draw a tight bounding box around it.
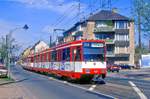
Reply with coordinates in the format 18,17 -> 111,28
31,40 -> 48,50
63,21 -> 86,37
88,10 -> 130,21
31,40 -> 41,50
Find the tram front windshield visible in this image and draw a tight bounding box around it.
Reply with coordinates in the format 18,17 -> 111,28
83,42 -> 105,62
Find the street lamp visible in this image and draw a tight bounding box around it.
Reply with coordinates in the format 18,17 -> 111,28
6,24 -> 29,78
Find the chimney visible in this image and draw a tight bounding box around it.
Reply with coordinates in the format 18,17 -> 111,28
112,8 -> 118,13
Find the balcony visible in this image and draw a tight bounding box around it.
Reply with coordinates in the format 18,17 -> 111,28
106,51 -> 115,57
115,53 -> 130,57
94,26 -> 114,32
115,29 -> 129,35
115,41 -> 129,47
73,31 -> 83,37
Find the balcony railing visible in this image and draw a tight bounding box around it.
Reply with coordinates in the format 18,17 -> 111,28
106,51 -> 115,57
94,26 -> 114,32
115,41 -> 129,47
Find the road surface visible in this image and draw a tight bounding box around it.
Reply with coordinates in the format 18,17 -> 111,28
8,65 -> 150,99
10,65 -> 113,99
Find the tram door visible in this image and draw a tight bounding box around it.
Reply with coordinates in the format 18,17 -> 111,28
72,47 -> 76,71
71,46 -> 82,71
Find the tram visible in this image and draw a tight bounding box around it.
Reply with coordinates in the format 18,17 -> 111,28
23,40 -> 107,81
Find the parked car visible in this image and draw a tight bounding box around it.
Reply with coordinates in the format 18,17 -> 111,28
119,64 -> 134,69
107,64 -> 120,72
0,64 -> 8,77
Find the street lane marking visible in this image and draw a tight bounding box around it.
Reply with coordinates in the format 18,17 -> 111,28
63,81 -> 67,84
129,81 -> 147,99
48,77 -> 114,99
89,85 -> 97,91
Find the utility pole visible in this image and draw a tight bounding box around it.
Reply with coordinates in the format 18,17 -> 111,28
49,35 -> 52,47
78,0 -> 81,22
6,34 -> 10,78
138,10 -> 142,56
137,0 -> 143,62
149,40 -> 150,52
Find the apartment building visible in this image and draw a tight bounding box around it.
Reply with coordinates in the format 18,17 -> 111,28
62,10 -> 135,65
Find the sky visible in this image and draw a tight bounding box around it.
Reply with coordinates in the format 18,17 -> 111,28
0,0 -> 136,52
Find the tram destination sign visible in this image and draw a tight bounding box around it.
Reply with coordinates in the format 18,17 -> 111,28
83,42 -> 104,47
91,43 -> 103,47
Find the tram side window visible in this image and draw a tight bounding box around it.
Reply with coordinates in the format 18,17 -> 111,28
36,55 -> 37,62
51,51 -> 57,61
46,52 -> 49,62
34,56 -> 36,63
44,53 -> 47,62
62,48 -> 70,61
41,54 -> 43,62
31,57 -> 34,62
38,55 -> 40,62
75,47 -> 81,61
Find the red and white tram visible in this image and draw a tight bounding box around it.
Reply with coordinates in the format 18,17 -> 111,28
23,40 -> 107,81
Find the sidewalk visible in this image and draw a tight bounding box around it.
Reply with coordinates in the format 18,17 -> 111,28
0,78 -> 14,85
0,83 -> 24,99
0,78 -> 33,99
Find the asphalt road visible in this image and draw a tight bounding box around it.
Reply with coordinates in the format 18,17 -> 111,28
75,72 -> 150,99
10,65 -> 114,99
10,65 -> 150,99
106,70 -> 150,99
101,71 -> 150,99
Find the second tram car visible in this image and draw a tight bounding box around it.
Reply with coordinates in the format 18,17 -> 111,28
23,40 -> 107,81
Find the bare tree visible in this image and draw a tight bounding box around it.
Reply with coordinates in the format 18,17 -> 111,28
133,0 -> 150,58
0,33 -> 20,65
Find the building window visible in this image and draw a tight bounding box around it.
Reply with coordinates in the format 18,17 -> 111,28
95,20 -> 113,28
115,47 -> 120,53
115,34 -> 129,41
95,33 -> 114,40
115,21 -> 128,29
115,57 -> 129,61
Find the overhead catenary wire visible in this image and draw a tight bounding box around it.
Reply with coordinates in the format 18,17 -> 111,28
52,4 -> 77,28
52,6 -> 79,41
47,4 -> 78,42
63,13 -> 80,29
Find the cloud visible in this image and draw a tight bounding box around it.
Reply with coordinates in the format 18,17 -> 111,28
42,25 -> 54,33
0,19 -> 35,48
12,0 -> 87,16
0,19 -> 17,36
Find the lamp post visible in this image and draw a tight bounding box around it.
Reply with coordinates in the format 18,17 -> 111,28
6,24 -> 29,78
